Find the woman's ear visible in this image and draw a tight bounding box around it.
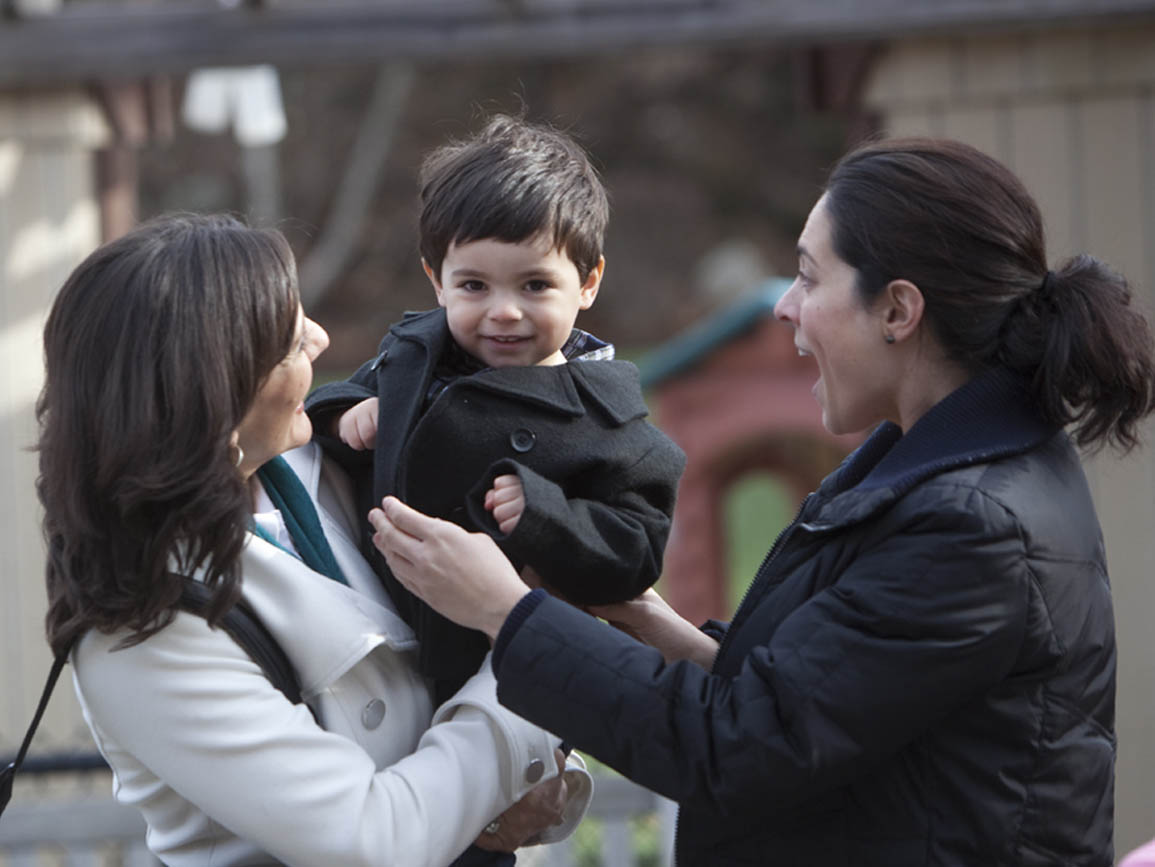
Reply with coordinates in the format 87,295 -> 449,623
881,279 -> 925,344
228,430 -> 245,470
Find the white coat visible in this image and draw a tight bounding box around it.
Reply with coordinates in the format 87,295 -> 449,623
71,442 -> 591,867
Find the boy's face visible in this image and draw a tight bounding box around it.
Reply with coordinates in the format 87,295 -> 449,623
425,235 -> 604,368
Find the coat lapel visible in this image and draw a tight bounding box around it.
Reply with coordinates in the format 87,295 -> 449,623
373,309 -> 448,499
461,365 -> 586,417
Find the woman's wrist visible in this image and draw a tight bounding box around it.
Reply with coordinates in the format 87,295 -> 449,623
482,584 -> 534,642
690,634 -> 721,670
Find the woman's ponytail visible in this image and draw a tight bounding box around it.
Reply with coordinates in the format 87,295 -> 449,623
999,254 -> 1155,453
825,138 -> 1155,453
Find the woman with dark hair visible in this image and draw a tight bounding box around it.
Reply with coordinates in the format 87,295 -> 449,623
370,138 -> 1155,865
37,213 -> 589,866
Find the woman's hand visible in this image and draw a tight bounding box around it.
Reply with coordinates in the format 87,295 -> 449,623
474,748 -> 568,852
589,589 -> 720,669
369,496 -> 530,640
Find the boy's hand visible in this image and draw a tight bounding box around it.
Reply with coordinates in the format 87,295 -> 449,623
484,474 -> 524,535
337,397 -> 378,450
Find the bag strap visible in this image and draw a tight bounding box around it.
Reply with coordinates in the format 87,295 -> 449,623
176,577 -> 304,707
0,650 -> 68,815
0,577 -> 305,821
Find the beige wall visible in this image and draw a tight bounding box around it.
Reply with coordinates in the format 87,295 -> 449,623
0,90 -> 106,765
865,25 -> 1155,858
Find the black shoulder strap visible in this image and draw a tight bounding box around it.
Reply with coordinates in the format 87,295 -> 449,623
177,577 -> 304,707
0,651 -> 67,817
0,578 -> 305,822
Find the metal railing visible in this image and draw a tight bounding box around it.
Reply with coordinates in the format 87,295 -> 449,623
0,761 -> 673,867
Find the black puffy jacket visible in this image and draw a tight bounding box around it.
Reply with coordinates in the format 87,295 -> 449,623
494,369 -> 1115,865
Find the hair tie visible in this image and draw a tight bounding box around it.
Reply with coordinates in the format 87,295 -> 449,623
1038,270 -> 1054,295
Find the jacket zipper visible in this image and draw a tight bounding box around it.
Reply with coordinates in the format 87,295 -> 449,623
713,492 -> 815,666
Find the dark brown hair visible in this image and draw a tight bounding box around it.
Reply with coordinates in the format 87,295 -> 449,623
418,114 -> 609,282
38,213 -> 300,655
824,137 -> 1155,452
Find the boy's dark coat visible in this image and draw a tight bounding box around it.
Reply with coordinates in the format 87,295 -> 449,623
306,308 -> 685,692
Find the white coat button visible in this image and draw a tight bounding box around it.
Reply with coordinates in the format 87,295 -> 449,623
524,758 -> 545,783
361,699 -> 386,730
510,428 -> 536,453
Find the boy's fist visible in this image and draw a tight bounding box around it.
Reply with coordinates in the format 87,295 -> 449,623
485,474 -> 525,535
337,397 -> 379,450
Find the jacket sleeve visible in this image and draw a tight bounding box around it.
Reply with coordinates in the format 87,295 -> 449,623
493,485 -> 1031,815
465,431 -> 685,605
73,617 -> 571,867
304,355 -> 379,471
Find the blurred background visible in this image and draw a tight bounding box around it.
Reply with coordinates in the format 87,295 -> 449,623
3,1 -> 1155,864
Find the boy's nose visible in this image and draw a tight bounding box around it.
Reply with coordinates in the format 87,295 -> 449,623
488,300 -> 523,321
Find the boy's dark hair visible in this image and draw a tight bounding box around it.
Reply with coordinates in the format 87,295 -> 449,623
419,114 -> 609,282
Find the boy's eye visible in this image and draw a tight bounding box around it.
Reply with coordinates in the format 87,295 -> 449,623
460,280 -> 485,292
524,280 -> 550,293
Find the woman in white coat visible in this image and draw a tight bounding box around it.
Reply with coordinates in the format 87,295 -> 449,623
35,213 -> 589,867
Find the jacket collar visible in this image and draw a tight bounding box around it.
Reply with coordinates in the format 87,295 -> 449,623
389,306 -> 452,354
392,307 -> 648,424
235,444 -> 417,697
813,368 -> 1059,523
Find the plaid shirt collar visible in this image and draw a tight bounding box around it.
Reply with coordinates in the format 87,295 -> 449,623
561,328 -> 615,362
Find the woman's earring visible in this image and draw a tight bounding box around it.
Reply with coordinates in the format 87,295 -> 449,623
231,443 -> 245,467
884,334 -> 896,345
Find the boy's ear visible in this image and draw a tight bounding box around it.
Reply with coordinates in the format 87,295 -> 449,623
579,256 -> 605,310
422,258 -> 446,307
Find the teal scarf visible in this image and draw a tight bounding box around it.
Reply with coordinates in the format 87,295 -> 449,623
254,455 -> 348,586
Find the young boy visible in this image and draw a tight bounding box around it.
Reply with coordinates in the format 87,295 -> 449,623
306,115 -> 685,703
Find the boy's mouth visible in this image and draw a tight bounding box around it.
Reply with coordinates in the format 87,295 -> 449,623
484,335 -> 530,344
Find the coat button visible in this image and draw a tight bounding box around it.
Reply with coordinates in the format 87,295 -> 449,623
361,699 -> 386,730
510,428 -> 536,453
524,758 -> 545,784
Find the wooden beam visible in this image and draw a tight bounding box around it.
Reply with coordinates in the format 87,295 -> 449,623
2,0 -> 1155,86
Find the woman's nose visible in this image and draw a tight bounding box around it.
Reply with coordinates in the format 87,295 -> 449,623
306,319 -> 330,360
774,282 -> 800,324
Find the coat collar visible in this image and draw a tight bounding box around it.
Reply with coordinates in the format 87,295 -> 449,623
390,306 -> 649,424
232,444 -> 417,697
389,306 -> 452,351
813,368 -> 1059,524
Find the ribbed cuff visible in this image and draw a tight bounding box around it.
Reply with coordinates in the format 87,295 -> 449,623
492,588 -> 548,672
699,619 -> 730,642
